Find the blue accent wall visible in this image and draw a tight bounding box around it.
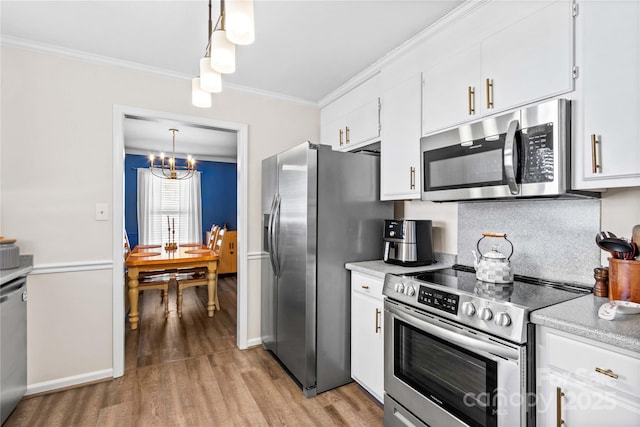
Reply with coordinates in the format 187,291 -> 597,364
124,154 -> 237,247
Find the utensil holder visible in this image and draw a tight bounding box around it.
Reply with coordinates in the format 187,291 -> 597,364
608,258 -> 640,303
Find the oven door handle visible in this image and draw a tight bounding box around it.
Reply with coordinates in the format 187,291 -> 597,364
391,308 -> 520,361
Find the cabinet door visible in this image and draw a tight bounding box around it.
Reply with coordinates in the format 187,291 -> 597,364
575,0 -> 640,188
218,230 -> 237,274
381,73 -> 422,200
481,1 -> 574,114
342,97 -> 380,150
539,372 -> 640,427
351,274 -> 384,403
422,45 -> 481,135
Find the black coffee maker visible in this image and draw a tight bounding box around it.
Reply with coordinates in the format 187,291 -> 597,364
383,219 -> 435,266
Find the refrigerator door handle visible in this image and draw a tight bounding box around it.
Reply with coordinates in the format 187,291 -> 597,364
267,194 -> 278,275
273,194 -> 282,277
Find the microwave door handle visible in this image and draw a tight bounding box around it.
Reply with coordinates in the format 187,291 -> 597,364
504,119 -> 520,195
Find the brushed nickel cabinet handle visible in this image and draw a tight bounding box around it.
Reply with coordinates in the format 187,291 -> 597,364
486,78 -> 494,109
410,167 -> 416,190
556,387 -> 565,427
339,129 -> 343,146
345,126 -> 350,144
591,134 -> 600,173
468,86 -> 475,115
375,308 -> 381,333
595,367 -> 619,379
361,285 -> 369,289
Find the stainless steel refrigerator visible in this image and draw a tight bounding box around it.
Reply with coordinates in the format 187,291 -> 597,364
261,141 -> 392,397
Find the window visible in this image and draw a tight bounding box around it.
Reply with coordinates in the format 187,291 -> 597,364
137,169 -> 202,245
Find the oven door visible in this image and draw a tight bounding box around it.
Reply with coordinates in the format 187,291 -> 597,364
384,299 -> 526,427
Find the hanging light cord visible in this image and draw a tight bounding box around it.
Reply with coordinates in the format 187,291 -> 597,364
204,0 -> 223,58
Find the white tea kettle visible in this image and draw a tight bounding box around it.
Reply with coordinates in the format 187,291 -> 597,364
472,232 -> 514,283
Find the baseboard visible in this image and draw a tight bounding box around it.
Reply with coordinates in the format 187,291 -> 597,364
26,368 -> 113,396
247,337 -> 263,348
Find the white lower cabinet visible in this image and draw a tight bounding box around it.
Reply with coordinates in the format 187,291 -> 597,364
350,271 -> 384,403
536,326 -> 640,426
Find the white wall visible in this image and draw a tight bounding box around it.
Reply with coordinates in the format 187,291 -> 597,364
0,45 -> 319,390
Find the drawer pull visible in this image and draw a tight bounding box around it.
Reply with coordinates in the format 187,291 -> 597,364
361,285 -> 369,289
556,387 -> 565,427
595,367 -> 619,379
375,308 -> 381,333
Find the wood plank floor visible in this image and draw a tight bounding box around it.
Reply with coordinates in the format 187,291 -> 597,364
5,276 -> 383,426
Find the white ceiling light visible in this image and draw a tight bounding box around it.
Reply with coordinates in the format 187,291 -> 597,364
225,0 -> 255,45
192,0 -> 253,107
210,27 -> 236,74
192,77 -> 212,108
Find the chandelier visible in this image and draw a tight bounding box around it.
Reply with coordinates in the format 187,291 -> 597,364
148,129 -> 196,180
192,0 -> 255,108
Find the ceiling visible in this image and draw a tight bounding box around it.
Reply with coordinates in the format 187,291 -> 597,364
1,0 -> 464,158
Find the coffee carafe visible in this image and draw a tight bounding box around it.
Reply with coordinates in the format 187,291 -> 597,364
383,219 -> 435,266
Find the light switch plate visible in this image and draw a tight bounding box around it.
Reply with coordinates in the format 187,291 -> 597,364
96,203 -> 109,221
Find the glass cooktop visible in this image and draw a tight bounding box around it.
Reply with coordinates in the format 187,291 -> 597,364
402,264 -> 591,311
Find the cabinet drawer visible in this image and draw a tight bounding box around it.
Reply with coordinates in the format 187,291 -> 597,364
547,331 -> 640,398
351,271 -> 384,299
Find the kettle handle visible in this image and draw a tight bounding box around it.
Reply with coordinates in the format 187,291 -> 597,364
477,233 -> 514,260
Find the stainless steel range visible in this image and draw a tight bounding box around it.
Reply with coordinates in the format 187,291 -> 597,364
383,265 -> 590,427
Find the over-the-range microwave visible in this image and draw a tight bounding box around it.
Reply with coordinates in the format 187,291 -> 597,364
420,98 -> 599,202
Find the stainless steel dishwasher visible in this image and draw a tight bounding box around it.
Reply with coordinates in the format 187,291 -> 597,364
1,276 -> 27,425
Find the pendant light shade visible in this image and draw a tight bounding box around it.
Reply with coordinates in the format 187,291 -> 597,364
225,0 -> 255,45
199,57 -> 222,93
192,77 -> 212,108
210,29 -> 236,74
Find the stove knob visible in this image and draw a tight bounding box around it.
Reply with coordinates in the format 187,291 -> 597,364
495,312 -> 512,327
462,302 -> 476,316
478,307 -> 493,321
405,286 -> 416,297
394,283 -> 405,294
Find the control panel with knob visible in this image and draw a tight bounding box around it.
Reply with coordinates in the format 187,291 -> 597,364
478,307 -> 493,321
405,286 -> 416,297
461,301 -> 476,316
494,312 -> 512,327
394,283 -> 405,294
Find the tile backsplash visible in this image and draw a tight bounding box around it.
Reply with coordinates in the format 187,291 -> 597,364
457,198 -> 601,285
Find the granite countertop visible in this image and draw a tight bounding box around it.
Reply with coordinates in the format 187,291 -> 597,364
345,253 -> 455,280
531,294 -> 640,354
0,255 -> 34,285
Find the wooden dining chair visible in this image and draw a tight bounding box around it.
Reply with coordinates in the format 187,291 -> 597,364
124,229 -> 171,320
175,225 -> 226,318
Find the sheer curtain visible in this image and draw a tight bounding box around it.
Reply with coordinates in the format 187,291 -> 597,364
137,169 -> 202,245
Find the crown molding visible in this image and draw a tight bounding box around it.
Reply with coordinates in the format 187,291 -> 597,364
1,35 -> 319,108
317,0 -> 487,108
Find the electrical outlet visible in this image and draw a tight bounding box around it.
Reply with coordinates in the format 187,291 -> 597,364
96,203 -> 109,221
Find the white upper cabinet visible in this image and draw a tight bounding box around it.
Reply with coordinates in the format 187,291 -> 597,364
422,45 -> 481,133
381,73 -> 423,200
422,1 -> 575,135
573,0 -> 640,189
320,74 -> 381,151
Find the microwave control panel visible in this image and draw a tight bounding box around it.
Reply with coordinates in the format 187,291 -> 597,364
418,286 -> 459,315
521,123 -> 554,183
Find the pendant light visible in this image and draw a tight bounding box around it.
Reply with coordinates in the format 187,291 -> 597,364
225,0 -> 255,45
192,0 -> 253,107
210,0 -> 236,74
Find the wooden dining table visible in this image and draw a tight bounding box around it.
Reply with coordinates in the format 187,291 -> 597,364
125,243 -> 219,330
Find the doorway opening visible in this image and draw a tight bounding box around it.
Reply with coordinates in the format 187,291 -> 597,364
112,105 -> 249,377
